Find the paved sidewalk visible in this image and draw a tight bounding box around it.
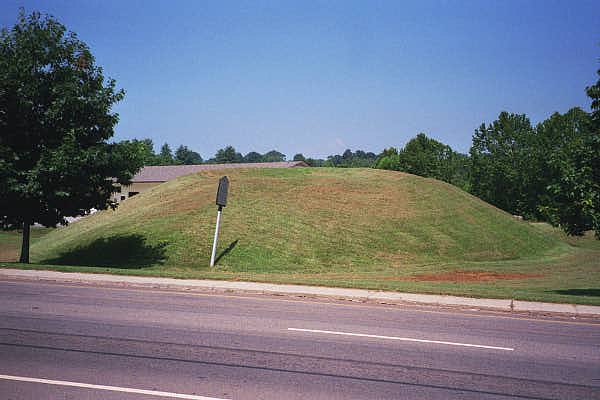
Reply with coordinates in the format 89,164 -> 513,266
1,268 -> 599,316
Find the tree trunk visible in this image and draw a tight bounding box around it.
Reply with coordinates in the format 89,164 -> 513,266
19,220 -> 31,263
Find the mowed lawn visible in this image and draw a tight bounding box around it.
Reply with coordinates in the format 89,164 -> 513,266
1,168 -> 599,305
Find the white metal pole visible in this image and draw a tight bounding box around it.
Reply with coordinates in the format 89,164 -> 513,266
210,207 -> 222,267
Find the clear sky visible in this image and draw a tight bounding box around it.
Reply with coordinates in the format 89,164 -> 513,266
1,0 -> 599,159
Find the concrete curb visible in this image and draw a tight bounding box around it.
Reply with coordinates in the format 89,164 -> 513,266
1,268 -> 599,316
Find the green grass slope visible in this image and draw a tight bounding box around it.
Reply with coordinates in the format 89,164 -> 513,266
25,167 -> 600,304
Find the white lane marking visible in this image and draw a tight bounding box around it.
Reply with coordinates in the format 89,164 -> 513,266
288,328 -> 514,351
0,374 -> 229,400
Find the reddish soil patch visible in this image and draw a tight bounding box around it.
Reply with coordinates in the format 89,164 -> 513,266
405,270 -> 542,282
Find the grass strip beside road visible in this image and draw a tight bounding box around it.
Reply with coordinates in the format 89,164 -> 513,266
1,225 -> 599,306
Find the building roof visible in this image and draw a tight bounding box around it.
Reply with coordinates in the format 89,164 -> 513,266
131,161 -> 309,183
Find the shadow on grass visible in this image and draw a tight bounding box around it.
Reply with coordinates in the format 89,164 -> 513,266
41,234 -> 168,269
553,289 -> 600,297
215,240 -> 239,265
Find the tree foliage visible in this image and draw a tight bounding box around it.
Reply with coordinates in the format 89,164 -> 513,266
304,157 -> 324,167
469,113 -> 533,215
243,151 -> 263,163
293,153 -> 306,162
128,140 -> 203,166
535,108 -> 598,235
213,145 -> 243,163
127,138 -> 158,165
0,10 -> 143,261
469,106 -> 599,237
157,143 -> 174,165
174,145 -> 203,165
375,134 -> 470,190
208,147 -> 287,164
587,63 -> 600,123
262,150 -> 286,162
325,149 -> 377,167
586,61 -> 600,236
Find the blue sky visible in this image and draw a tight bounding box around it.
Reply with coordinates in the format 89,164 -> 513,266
1,1 -> 599,158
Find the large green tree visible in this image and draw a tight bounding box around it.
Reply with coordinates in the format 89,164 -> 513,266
535,108 -> 598,236
399,133 -> 456,181
469,112 -> 533,215
468,105 -> 599,237
534,62 -> 599,237
587,60 -> 600,236
0,11 -> 143,262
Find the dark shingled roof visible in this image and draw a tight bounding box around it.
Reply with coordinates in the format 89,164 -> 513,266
131,161 -> 308,183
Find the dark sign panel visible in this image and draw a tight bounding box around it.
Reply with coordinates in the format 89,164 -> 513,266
216,176 -> 229,207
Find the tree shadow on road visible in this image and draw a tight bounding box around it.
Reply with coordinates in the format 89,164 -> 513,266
40,234 -> 168,269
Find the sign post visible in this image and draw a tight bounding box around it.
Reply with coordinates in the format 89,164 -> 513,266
210,176 -> 229,267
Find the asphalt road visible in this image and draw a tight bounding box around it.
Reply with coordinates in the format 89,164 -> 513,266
0,279 -> 599,400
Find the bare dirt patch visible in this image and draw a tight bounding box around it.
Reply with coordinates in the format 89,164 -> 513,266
404,270 -> 542,282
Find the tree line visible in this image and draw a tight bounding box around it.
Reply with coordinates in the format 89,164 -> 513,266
128,140 -> 291,166
126,140 -> 381,168
374,74 -> 599,238
470,107 -> 598,237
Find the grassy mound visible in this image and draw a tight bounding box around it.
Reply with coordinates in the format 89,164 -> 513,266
15,167 -> 600,303
31,168 -> 562,271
